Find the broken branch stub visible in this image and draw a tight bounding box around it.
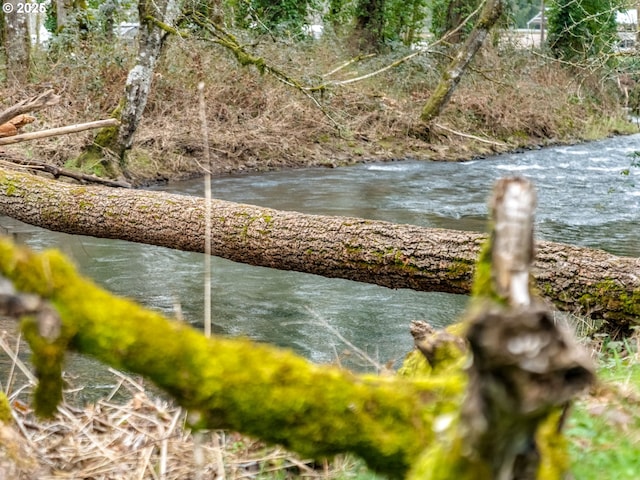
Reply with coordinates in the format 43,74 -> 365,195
462,177 -> 594,479
490,177 -> 536,307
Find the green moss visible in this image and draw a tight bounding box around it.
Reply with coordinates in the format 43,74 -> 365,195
407,406 -> 569,480
21,315 -> 76,418
74,102 -> 123,176
0,238 -> 467,477
345,244 -> 364,254
409,437 -> 492,480
4,180 -> 18,196
397,350 -> 433,378
447,261 -> 472,279
579,280 -> 640,324
536,408 -> 570,479
0,392 -> 12,423
470,236 -> 511,306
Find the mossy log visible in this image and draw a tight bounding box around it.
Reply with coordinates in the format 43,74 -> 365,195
0,168 -> 638,330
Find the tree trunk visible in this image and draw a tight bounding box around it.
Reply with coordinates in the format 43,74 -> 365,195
0,169 -> 638,330
3,0 -> 30,84
420,0 -> 503,124
114,0 -> 181,163
56,0 -> 69,30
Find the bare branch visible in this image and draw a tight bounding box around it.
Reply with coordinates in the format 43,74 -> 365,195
0,90 -> 60,126
0,119 -> 120,146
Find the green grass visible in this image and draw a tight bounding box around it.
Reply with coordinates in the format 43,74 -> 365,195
566,337 -> 640,479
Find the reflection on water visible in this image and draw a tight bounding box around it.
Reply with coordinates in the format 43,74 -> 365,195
0,134 -> 639,394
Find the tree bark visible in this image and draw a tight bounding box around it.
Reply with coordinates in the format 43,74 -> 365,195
114,0 -> 181,162
0,169 -> 638,329
420,0 -> 504,123
2,0 -> 30,84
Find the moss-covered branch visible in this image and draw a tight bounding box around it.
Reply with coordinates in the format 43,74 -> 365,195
0,177 -> 597,479
0,237 -> 465,477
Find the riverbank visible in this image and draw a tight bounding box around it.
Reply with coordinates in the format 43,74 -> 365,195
0,35 -> 637,186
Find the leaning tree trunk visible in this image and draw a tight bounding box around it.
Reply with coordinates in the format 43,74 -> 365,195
420,0 -> 503,124
115,0 -> 181,163
76,0 -> 181,174
0,168 -> 638,329
3,0 -> 30,84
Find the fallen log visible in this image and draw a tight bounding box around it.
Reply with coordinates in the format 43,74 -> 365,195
0,168 -> 637,330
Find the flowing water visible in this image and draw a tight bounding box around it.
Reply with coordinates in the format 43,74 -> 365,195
1,135 -> 639,391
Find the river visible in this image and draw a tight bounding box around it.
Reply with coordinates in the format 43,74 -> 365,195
1,135 -> 639,392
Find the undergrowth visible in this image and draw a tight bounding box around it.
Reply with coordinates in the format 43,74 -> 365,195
566,331 -> 640,479
0,30 -> 636,184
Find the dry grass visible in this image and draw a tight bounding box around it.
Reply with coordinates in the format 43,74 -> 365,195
0,30 -> 633,184
5,384 -> 331,480
0,328 -> 364,480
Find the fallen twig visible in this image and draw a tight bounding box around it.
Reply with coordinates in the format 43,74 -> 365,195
0,119 -> 120,146
434,122 -> 508,147
3,158 -> 131,188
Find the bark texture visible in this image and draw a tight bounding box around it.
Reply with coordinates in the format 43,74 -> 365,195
0,169 -> 638,329
420,0 -> 504,123
115,0 -> 181,160
3,0 -> 30,84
